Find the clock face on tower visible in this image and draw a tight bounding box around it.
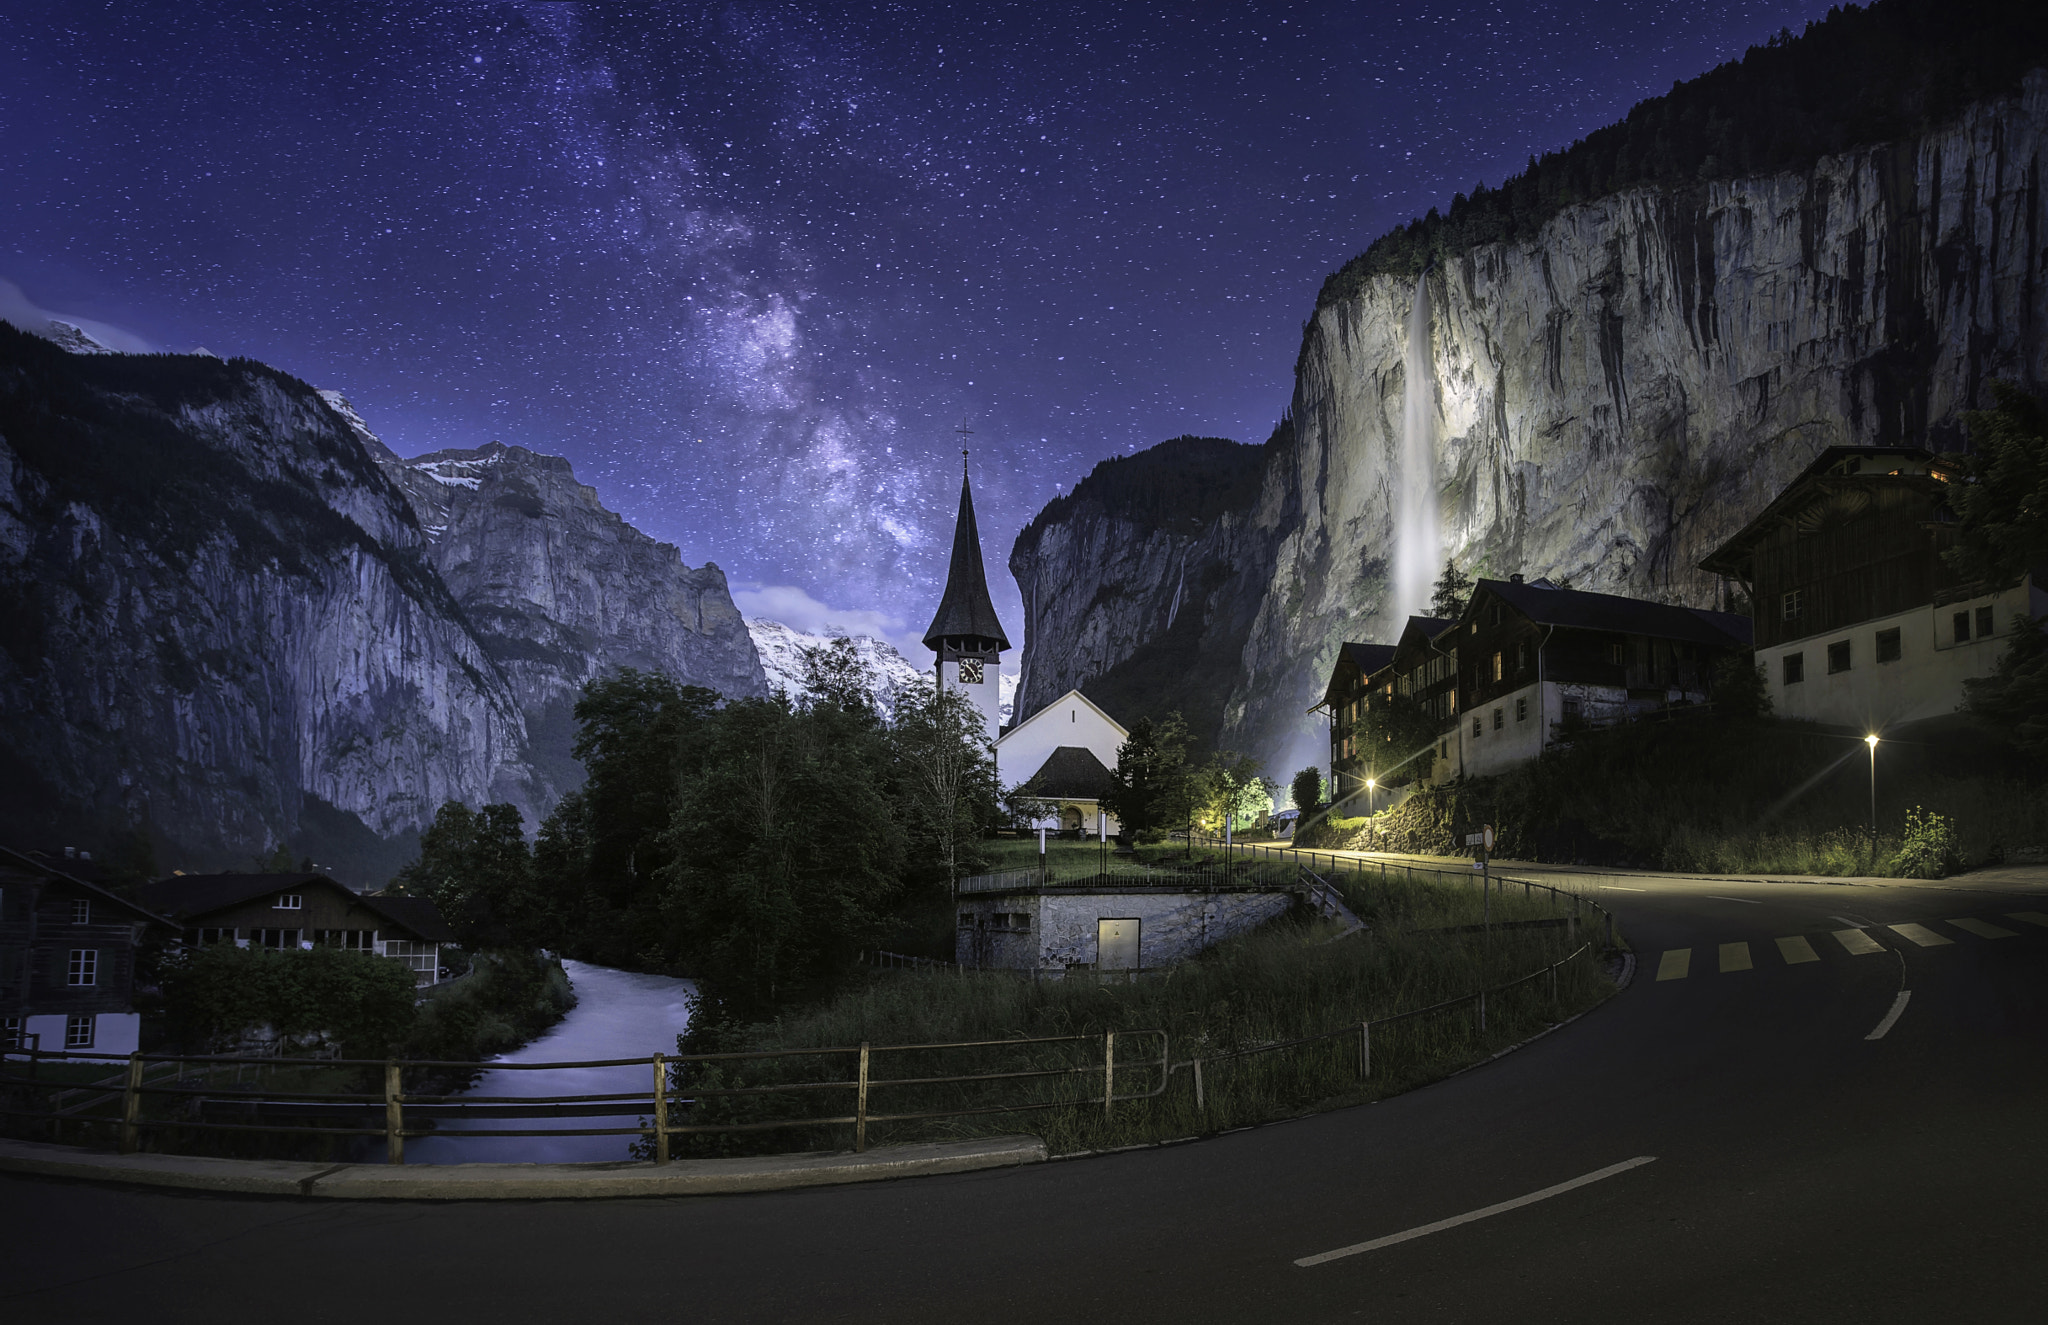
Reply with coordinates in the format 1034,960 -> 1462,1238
958,658 -> 985,685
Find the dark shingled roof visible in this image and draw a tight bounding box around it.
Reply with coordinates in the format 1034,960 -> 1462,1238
0,845 -> 175,927
1339,642 -> 1398,674
1478,579 -> 1752,647
1698,445 -> 1946,578
136,872 -> 457,943
924,469 -> 1010,651
1022,746 -> 1116,801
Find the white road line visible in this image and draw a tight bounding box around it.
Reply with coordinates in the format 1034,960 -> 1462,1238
1776,935 -> 1820,964
1705,895 -> 1762,904
1295,1157 -> 1659,1267
1600,885 -> 1647,891
1865,991 -> 1911,1040
1656,949 -> 1691,981
1834,928 -> 1885,955
1719,942 -> 1753,973
1889,922 -> 1953,948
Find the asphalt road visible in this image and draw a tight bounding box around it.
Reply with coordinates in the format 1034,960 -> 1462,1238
5,865 -> 2047,1323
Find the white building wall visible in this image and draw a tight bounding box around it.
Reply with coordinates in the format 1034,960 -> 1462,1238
993,690 -> 1127,789
20,1012 -> 137,1056
955,890 -> 1292,972
938,656 -> 1005,746
1454,681 -> 1551,779
1758,583 -> 2036,731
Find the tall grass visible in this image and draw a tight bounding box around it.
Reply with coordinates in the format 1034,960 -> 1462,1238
664,867 -> 1614,1157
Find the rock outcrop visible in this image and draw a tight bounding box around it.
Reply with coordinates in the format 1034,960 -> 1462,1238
0,327 -> 763,881
1018,71 -> 2048,775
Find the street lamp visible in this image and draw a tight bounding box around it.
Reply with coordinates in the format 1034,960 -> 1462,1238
1365,775 -> 1378,817
1864,734 -> 1880,870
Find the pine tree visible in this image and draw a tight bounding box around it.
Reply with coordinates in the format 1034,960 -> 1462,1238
1430,559 -> 1474,619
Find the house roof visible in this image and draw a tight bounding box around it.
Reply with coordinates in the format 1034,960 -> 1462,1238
0,845 -> 176,928
135,872 -> 457,943
1476,579 -> 1752,647
1022,745 -> 1117,801
923,469 -> 1010,651
995,688 -> 1128,748
1322,642 -> 1398,705
1699,445 -> 1948,578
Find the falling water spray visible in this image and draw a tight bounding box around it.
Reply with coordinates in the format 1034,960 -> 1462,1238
1394,274 -> 1441,619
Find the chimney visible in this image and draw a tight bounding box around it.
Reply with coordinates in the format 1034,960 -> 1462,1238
64,846 -> 76,858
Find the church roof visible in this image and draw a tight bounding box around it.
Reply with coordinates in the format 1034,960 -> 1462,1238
1022,746 -> 1116,801
924,468 -> 1011,651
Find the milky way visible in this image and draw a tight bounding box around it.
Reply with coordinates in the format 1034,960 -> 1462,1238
0,1 -> 1834,658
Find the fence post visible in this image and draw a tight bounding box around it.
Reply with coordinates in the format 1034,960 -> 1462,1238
1193,1057 -> 1205,1112
1103,1031 -> 1116,1120
855,1042 -> 871,1152
119,1052 -> 144,1154
1358,1022 -> 1371,1081
384,1061 -> 404,1165
652,1053 -> 670,1165
1478,990 -> 1487,1032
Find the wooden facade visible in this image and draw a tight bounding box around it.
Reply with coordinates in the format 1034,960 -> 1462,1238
1,847 -> 173,1054
136,874 -> 457,987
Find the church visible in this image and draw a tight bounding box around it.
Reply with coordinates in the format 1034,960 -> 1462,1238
925,460 -> 1126,836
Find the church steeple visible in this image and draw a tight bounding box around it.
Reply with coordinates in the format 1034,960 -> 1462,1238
923,459 -> 1010,653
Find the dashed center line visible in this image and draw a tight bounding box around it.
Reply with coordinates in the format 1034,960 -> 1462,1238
1295,1157 -> 1660,1267
1704,895 -> 1762,904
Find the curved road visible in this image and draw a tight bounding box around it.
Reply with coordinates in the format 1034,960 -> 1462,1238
5,865 -> 2046,1323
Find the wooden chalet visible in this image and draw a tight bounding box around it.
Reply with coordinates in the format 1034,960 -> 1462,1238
1,845 -> 175,1056
135,873 -> 457,987
1699,445 -> 2048,731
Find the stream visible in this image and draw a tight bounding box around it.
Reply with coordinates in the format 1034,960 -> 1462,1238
404,959 -> 696,1164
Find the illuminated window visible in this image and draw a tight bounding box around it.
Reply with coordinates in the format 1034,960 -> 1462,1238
67,949 -> 97,987
1492,652 -> 1504,682
1827,640 -> 1851,674
1875,629 -> 1902,663
1783,653 -> 1804,685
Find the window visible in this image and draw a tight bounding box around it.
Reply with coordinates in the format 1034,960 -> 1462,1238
316,929 -> 376,950
67,948 -> 98,987
1608,642 -> 1624,665
186,926 -> 235,947
1515,697 -> 1528,722
1827,640 -> 1851,674
1492,652 -> 1504,682
1,1017 -> 21,1049
1781,589 -> 1803,621
1471,716 -> 1482,738
1977,606 -> 1995,639
71,899 -> 91,924
382,940 -> 439,986
274,894 -> 302,910
1492,707 -> 1505,731
1783,653 -> 1805,685
1954,610 -> 1971,643
1875,628 -> 1902,663
959,912 -> 975,929
1562,698 -> 1583,723
251,928 -> 301,950
65,1014 -> 94,1049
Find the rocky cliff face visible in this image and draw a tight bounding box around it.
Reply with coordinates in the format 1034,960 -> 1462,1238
746,619 -> 928,720
1009,436 -> 1279,752
365,431 -> 766,791
1024,72 -> 2048,775
0,327 -> 763,881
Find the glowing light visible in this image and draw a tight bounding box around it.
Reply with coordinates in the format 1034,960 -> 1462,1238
1865,734 -> 1879,748
1366,777 -> 1377,790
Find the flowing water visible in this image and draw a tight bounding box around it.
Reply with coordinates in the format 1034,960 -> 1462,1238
1394,275 -> 1442,619
405,959 -> 696,1164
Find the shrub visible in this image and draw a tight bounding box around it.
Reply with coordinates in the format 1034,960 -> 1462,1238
160,944 -> 418,1056
1891,806 -> 1963,879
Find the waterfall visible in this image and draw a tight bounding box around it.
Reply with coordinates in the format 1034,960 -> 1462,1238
1394,275 -> 1441,620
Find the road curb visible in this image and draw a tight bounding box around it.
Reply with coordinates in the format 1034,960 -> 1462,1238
0,1134 -> 1047,1201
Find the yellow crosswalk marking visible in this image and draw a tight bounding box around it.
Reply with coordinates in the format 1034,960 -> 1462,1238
1834,928 -> 1884,955
1775,935 -> 1820,964
1718,942 -> 1752,973
1948,918 -> 2017,940
1656,949 -> 1691,981
1889,922 -> 1953,947
2006,911 -> 2048,928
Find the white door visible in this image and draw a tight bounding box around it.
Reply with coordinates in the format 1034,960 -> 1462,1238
1097,918 -> 1140,971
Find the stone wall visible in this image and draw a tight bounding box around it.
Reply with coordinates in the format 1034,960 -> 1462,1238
955,888 -> 1293,974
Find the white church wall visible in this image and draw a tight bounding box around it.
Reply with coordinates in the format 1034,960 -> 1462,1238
994,690 -> 1127,789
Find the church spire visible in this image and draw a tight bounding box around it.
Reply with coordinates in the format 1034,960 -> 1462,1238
923,456 -> 1010,652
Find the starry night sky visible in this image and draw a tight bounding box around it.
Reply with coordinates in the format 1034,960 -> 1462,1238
2,1 -> 1836,662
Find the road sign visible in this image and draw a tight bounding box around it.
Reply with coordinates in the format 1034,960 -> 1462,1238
1463,826 -> 1496,850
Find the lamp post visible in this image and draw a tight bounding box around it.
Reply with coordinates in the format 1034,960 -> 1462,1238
1365,775 -> 1377,817
1864,733 -> 1880,871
